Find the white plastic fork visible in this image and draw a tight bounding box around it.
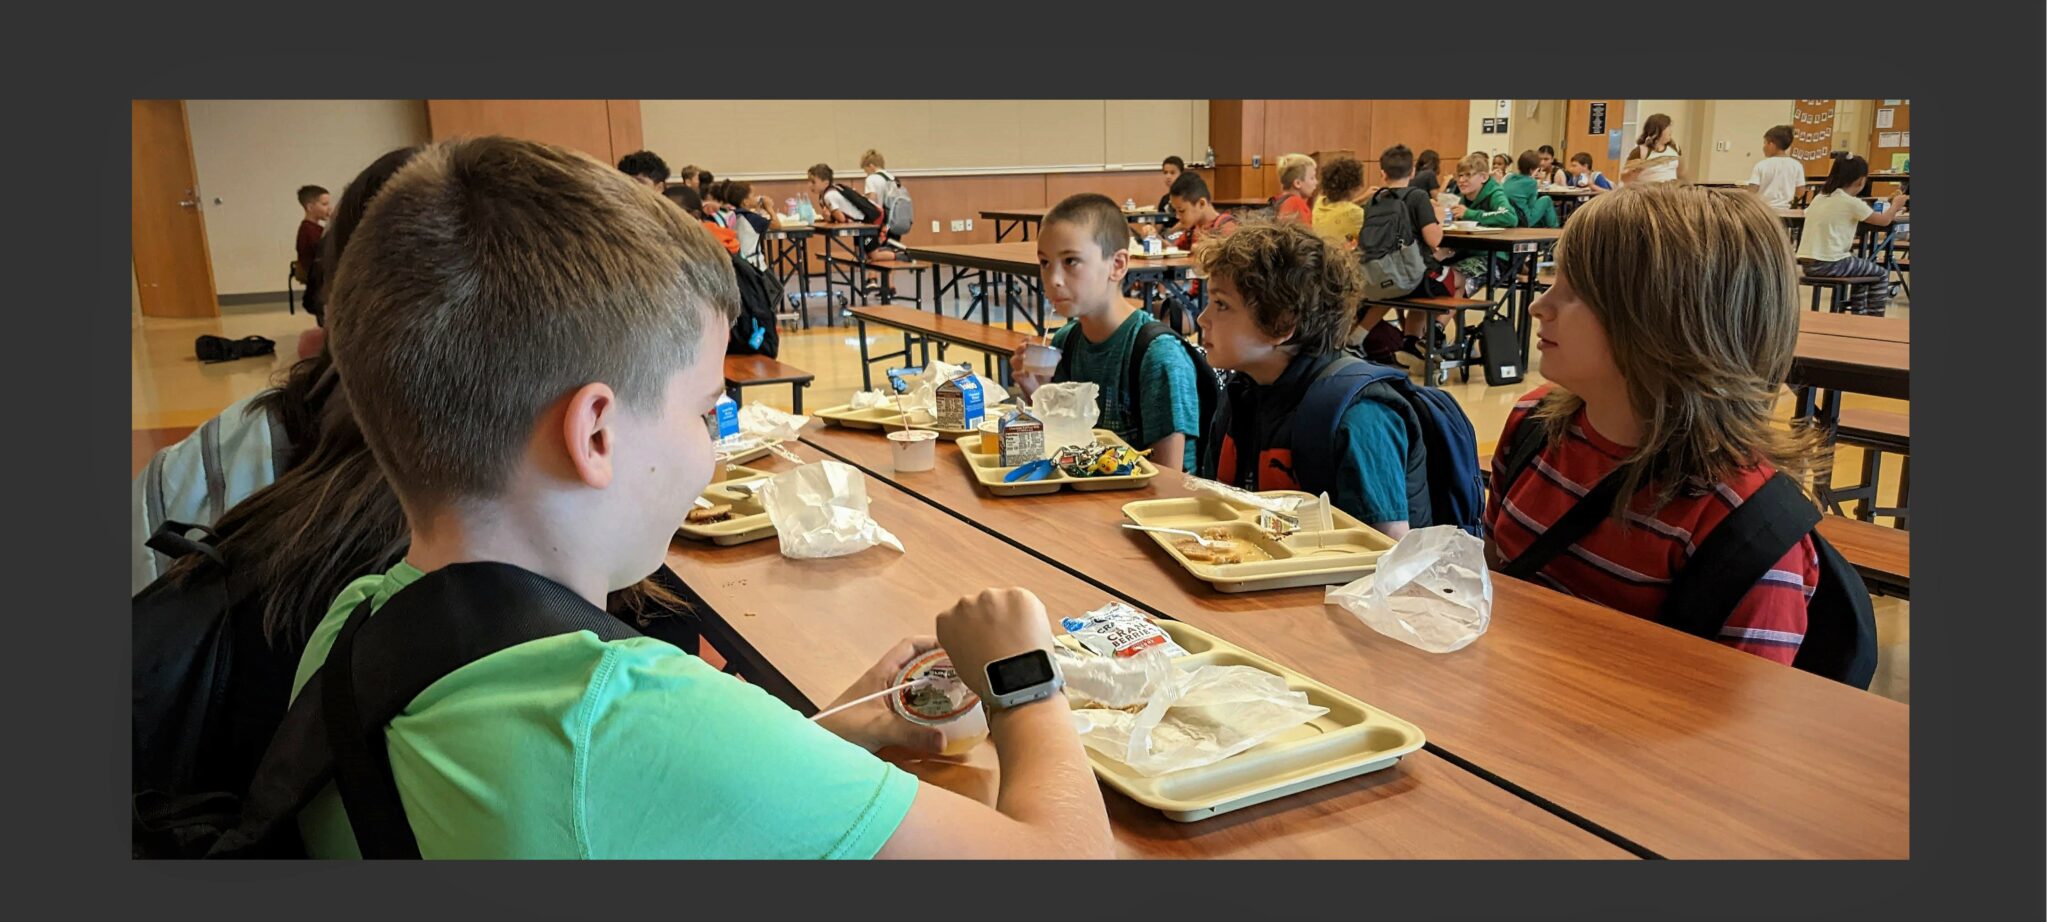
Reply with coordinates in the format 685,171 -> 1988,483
1121,523 -> 1235,550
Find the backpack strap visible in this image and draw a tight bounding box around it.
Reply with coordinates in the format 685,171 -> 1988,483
213,562 -> 642,858
145,520 -> 223,568
1498,412 -> 1551,497
1658,473 -> 1819,640
1496,465 -> 1631,581
1122,320 -> 1180,444
1288,356 -> 1401,497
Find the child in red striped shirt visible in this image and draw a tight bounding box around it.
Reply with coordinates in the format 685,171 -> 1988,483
1486,183 -> 1828,665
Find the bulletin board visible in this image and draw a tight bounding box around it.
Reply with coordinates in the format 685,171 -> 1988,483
1791,99 -> 1837,177
1869,101 -> 1911,173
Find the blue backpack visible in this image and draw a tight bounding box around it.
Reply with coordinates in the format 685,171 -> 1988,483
1291,358 -> 1486,536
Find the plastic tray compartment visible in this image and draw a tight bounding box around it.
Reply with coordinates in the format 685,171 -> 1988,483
954,429 -> 1160,496
1121,491 -> 1395,592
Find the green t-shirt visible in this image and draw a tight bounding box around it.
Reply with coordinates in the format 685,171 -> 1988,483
290,562 -> 918,859
1049,310 -> 1201,472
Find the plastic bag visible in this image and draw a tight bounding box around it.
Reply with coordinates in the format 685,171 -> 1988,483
850,389 -> 893,410
736,403 -> 810,442
758,461 -> 904,559
1031,381 -> 1101,455
1325,525 -> 1491,653
1063,648 -> 1329,777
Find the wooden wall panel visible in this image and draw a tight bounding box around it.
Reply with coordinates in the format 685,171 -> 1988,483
1564,99 -> 1626,180
1044,168 -> 1207,209
1371,100 -> 1470,168
605,100 -> 643,161
426,100 -> 621,163
1265,100 -> 1373,165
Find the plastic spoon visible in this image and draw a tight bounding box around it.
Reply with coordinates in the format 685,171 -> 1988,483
807,677 -> 929,723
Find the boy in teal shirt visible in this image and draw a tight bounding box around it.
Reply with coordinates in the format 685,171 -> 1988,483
1010,193 -> 1203,472
301,137 -> 1113,859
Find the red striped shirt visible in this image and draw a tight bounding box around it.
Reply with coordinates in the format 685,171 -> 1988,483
1486,387 -> 1817,665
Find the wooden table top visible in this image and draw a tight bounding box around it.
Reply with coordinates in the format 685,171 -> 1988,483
1799,311 -> 1910,344
980,207 -> 1172,222
1814,516 -> 1910,594
722,354 -> 815,386
798,421 -> 1911,858
905,241 -> 1195,276
1791,332 -> 1910,400
848,303 -> 1040,354
662,440 -> 1630,859
1541,187 -> 1597,197
763,225 -> 815,237
810,221 -> 880,234
1213,197 -> 1271,208
1438,227 -> 1563,251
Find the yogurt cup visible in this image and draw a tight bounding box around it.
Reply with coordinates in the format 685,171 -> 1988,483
887,428 -> 939,472
977,419 -> 1002,454
890,650 -> 988,756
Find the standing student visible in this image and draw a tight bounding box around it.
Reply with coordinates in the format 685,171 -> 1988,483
859,149 -> 895,206
1157,154 -> 1186,215
306,136 -> 1115,859
1746,125 -> 1806,209
1272,153 -> 1317,224
1310,156 -> 1367,248
1488,183 -> 1827,665
1193,222 -> 1415,538
615,150 -> 670,190
1622,113 -> 1684,184
1796,155 -> 1908,315
1410,149 -> 1442,194
294,185 -> 332,310
1562,152 -> 1614,193
1009,194 -> 1204,472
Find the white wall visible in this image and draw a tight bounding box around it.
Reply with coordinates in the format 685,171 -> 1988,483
187,100 -> 430,295
1693,100 -> 1795,183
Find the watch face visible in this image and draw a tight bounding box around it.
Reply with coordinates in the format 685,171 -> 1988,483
988,650 -> 1055,696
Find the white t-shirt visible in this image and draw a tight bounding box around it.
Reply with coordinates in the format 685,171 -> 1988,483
1747,157 -> 1806,208
1796,189 -> 1874,263
864,170 -> 892,203
822,186 -> 864,221
1629,146 -> 1681,184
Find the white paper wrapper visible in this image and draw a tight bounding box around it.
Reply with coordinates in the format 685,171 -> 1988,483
736,403 -> 810,441
850,390 -> 893,410
1061,647 -> 1328,777
758,461 -> 904,559
1182,475 -> 1311,516
1325,525 -> 1492,653
1031,381 -> 1101,456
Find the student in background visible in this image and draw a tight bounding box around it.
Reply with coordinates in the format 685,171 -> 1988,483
1158,155 -> 1186,216
1490,153 -> 1511,185
1562,152 -> 1614,193
1622,113 -> 1683,184
1502,150 -> 1560,228
306,136 -> 1115,860
1311,156 -> 1367,248
615,150 -> 671,190
1272,153 -> 1317,224
294,185 -> 332,312
664,184 -> 741,255
1446,152 -> 1517,294
1010,194 -> 1204,472
1488,183 -> 1825,665
1410,149 -> 1442,194
1746,125 -> 1806,209
1353,145 -> 1449,363
1533,145 -> 1562,185
859,149 -> 895,207
712,180 -> 778,268
1796,155 -> 1907,315
1194,222 -> 1414,538
1167,171 -> 1238,249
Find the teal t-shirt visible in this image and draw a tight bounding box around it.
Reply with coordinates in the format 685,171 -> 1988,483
290,563 -> 919,859
1049,310 -> 1201,472
1331,400 -> 1411,526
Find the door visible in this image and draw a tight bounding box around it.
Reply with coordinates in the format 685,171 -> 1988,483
1564,99 -> 1626,181
132,100 -> 218,318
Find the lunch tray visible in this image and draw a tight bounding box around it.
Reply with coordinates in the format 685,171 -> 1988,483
814,402 -> 1013,439
1121,490 -> 1395,592
1058,616 -> 1425,822
716,436 -> 784,467
954,429 -> 1159,497
674,465 -> 778,545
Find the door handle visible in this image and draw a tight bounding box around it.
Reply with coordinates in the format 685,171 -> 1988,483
178,198 -> 200,209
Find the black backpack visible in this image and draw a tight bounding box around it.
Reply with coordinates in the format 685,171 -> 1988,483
1284,357 -> 1485,535
831,182 -> 883,225
1053,319 -> 1224,461
195,335 -> 276,364
727,253 -> 782,358
1497,421 -> 1878,688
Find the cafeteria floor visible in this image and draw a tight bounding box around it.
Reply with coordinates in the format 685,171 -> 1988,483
130,290 -> 1912,703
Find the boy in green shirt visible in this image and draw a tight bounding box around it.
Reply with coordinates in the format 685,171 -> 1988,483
1010,193 -> 1203,472
302,137 -> 1113,859
1446,151 -> 1519,294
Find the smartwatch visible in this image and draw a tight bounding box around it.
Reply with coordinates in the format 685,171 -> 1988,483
981,649 -> 1065,711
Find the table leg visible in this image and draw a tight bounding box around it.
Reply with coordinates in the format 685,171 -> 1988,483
856,315 -> 874,391
791,382 -> 807,415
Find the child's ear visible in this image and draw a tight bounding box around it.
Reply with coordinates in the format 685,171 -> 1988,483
1108,246 -> 1130,282
559,382 -> 618,490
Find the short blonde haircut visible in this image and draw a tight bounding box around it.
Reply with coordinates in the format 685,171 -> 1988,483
860,149 -> 886,169
1456,152 -> 1490,177
1277,153 -> 1315,188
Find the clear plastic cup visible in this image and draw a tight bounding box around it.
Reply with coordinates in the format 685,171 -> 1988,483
1022,343 -> 1062,378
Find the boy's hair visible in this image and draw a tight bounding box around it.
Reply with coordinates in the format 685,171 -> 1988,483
297,185 -> 328,207
664,183 -> 706,214
704,180 -> 730,206
1378,145 -> 1415,181
1570,152 -> 1594,168
1043,193 -> 1131,258
1764,125 -> 1794,152
1415,149 -> 1440,173
1536,183 -> 1822,516
1516,150 -> 1541,175
860,149 -> 885,169
1168,171 -> 1212,204
1162,155 -> 1186,171
1318,157 -> 1365,200
1192,220 -> 1361,357
1538,144 -> 1557,158
615,150 -> 669,184
1277,153 -> 1316,189
1820,154 -> 1869,195
326,136 -> 739,512
696,169 -> 714,187
807,163 -> 835,183
1456,152 -> 1491,177
721,179 -> 752,204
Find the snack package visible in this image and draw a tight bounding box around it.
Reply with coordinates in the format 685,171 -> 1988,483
1061,602 -> 1190,659
1050,442 -> 1147,478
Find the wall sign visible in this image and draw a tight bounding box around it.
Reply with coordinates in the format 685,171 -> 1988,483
1588,102 -> 1607,136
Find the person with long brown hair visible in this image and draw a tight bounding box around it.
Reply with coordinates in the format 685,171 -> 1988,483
1621,112 -> 1683,184
1486,183 -> 1828,665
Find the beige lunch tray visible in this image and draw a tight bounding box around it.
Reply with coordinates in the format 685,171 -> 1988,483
1058,616 -> 1425,822
674,466 -> 778,545
814,402 -> 1013,439
953,429 -> 1160,497
1121,491 -> 1395,592
716,437 -> 785,468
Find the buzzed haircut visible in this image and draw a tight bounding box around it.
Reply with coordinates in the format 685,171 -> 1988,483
1043,193 -> 1131,258
615,150 -> 669,184
1379,144 -> 1416,181
1162,155 -> 1186,171
1168,171 -> 1212,204
326,136 -> 738,511
1516,150 -> 1541,175
807,163 -> 835,183
665,183 -> 705,213
297,185 -> 328,206
1764,125 -> 1793,151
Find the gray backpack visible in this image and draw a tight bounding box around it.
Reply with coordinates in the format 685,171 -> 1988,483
131,394 -> 293,593
876,170 -> 914,237
1358,187 -> 1429,300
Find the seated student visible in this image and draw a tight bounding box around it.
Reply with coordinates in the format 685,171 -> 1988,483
711,180 -> 777,268
294,184 -> 332,314
1490,153 -> 1512,185
1410,149 -> 1442,195
1272,153 -> 1317,224
1008,194 -> 1203,473
1159,171 -> 1238,324
1746,124 -> 1805,209
304,136 -> 1115,859
806,163 -> 897,262
1156,154 -> 1186,224
662,184 -> 741,255
1561,152 -> 1614,193
615,150 -> 670,190
1621,113 -> 1683,185
1193,222 -> 1414,538
1796,155 -> 1907,315
1488,183 -> 1825,665
1310,156 -> 1367,248
1445,153 -> 1517,294
1502,150 -> 1561,228
1348,144 -> 1449,363
1532,145 -> 1562,185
